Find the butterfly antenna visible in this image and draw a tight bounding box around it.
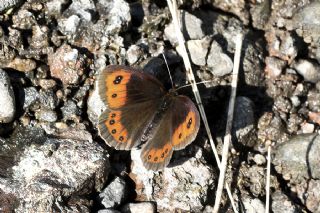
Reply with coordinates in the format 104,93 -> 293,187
161,52 -> 174,88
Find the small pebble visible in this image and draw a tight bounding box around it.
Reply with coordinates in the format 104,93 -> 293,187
207,41 -> 233,76
121,202 -> 156,213
0,69 -> 15,123
293,59 -> 320,83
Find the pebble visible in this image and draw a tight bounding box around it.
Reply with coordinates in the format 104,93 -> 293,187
61,100 -> 79,120
233,97 -> 255,147
87,81 -> 107,125
207,41 -> 233,76
1,127 -> 109,212
273,133 -> 320,182
121,202 -> 156,213
98,210 -> 121,213
102,0 -> 131,33
38,79 -> 56,90
164,10 -> 204,46
0,69 -> 15,123
126,45 -> 143,64
58,15 -> 81,35
23,87 -> 40,109
130,148 -> 215,212
65,0 -> 96,22
98,177 -> 128,209
271,191 -> 299,213
265,56 -> 286,78
253,154 -> 266,166
0,0 -> 22,13
242,196 -> 265,213
186,37 -> 211,66
46,0 -> 66,15
6,57 -> 37,72
35,108 -> 57,122
48,44 -> 84,85
300,122 -> 315,134
293,59 -> 320,83
265,30 -> 298,63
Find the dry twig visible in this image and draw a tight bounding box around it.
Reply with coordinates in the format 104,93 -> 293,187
166,0 -> 239,212
213,33 -> 243,213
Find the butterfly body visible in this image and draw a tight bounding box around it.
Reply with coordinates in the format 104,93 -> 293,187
97,65 -> 200,171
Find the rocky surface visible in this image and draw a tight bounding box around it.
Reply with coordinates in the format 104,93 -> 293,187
0,0 -> 319,212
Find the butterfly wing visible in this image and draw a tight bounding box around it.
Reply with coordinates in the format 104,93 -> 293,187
97,65 -> 166,150
141,95 -> 200,170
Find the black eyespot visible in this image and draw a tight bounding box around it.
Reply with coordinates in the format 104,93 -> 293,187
109,119 -> 115,125
113,75 -> 123,84
179,133 -> 182,139
112,93 -> 117,98
154,157 -> 158,162
161,153 -> 165,158
148,155 -> 151,160
165,148 -> 168,154
111,129 -> 116,134
119,136 -> 124,141
187,118 -> 192,128
111,113 -> 116,118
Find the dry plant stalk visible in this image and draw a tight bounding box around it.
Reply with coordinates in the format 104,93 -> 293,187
213,33 -> 243,213
166,0 -> 239,212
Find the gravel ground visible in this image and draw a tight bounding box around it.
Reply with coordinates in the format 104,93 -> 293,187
0,0 -> 320,212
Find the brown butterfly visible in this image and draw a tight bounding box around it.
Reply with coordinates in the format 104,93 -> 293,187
97,65 -> 200,171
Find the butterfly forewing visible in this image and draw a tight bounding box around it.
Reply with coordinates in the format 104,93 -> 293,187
97,65 -> 166,150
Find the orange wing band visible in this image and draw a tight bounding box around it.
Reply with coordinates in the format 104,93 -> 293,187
105,111 -> 129,144
105,70 -> 132,109
172,111 -> 198,146
143,143 -> 173,163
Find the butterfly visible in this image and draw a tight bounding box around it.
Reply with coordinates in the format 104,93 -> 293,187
97,65 -> 200,171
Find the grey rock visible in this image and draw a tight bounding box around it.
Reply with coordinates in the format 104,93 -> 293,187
242,196 -> 265,213
46,0 -> 68,15
253,154 -> 266,166
23,87 -> 40,109
97,0 -> 131,34
273,134 -> 320,182
35,108 -> 57,122
233,97 -> 255,147
98,210 -> 121,213
307,89 -> 320,113
0,0 -> 22,13
122,202 -> 156,213
12,9 -> 36,30
271,191 -> 299,213
297,179 -> 320,212
290,2 -> 320,43
87,80 -> 107,125
58,15 -> 81,35
99,177 -> 128,208
164,10 -> 204,46
0,128 -> 109,212
39,90 -> 58,110
265,30 -> 298,63
0,69 -> 15,123
130,148 -> 215,212
65,0 -> 96,22
187,37 -> 211,66
293,59 -> 320,83
126,45 -> 143,65
207,41 -> 233,77
265,56 -> 286,78
61,100 -> 79,120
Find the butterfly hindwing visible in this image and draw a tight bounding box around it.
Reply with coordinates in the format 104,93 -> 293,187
141,95 -> 200,170
97,65 -> 165,150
